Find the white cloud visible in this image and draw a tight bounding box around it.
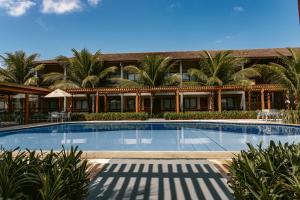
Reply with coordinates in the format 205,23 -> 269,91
0,0 -> 35,16
88,0 -> 100,6
41,0 -> 82,14
233,6 -> 244,12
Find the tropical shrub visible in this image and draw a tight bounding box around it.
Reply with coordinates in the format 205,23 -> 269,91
164,111 -> 257,120
282,109 -> 300,124
0,146 -> 90,200
71,112 -> 149,121
228,141 -> 300,200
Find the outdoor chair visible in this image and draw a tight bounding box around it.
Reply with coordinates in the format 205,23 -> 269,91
257,109 -> 282,121
49,112 -> 60,122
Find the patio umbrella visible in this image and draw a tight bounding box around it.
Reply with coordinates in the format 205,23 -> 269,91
45,89 -> 71,112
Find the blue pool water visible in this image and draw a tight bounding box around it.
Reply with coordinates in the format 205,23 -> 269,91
0,123 -> 300,151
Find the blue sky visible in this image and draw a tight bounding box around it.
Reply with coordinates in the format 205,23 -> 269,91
0,0 -> 299,60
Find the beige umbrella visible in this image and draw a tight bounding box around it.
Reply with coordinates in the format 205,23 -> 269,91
45,89 -> 71,112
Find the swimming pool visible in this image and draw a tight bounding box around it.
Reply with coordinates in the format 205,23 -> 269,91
0,122 -> 300,151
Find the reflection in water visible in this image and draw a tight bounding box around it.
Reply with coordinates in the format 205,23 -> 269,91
0,123 -> 300,151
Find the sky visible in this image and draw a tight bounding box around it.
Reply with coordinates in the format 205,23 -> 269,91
0,0 -> 299,60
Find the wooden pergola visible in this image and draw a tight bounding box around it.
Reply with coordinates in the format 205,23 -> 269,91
67,84 -> 286,113
0,82 -> 50,124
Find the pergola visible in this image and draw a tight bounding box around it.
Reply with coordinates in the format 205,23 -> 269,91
67,84 -> 286,113
0,82 -> 50,124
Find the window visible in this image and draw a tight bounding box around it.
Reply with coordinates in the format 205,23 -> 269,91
127,99 -> 135,111
221,98 -> 236,110
182,73 -> 196,81
74,100 -> 88,111
128,74 -> 138,81
163,98 -> 175,110
184,98 -> 197,109
110,99 -> 121,111
182,73 -> 190,81
108,73 -> 120,79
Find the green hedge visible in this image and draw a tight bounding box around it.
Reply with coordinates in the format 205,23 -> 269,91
164,111 -> 257,120
229,141 -> 300,199
71,112 -> 149,121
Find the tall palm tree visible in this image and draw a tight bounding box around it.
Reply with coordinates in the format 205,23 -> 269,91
43,48 -> 117,89
0,51 -> 44,86
187,50 -> 259,110
118,55 -> 180,114
43,48 -> 118,112
256,48 -> 300,108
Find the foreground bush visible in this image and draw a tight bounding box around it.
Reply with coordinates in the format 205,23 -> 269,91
71,112 -> 149,121
164,111 -> 257,120
0,146 -> 89,200
228,141 -> 300,199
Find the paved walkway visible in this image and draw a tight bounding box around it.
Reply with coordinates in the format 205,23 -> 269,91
88,159 -> 234,200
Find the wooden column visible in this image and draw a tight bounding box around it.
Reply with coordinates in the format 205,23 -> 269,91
267,92 -> 271,109
71,95 -> 73,112
261,89 -> 265,110
175,90 -> 180,113
103,95 -> 107,113
218,89 -> 222,112
24,93 -> 29,124
248,91 -> 252,111
135,93 -> 140,113
95,92 -> 99,113
7,95 -> 12,112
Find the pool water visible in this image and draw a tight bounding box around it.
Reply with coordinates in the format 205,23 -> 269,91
0,123 -> 300,151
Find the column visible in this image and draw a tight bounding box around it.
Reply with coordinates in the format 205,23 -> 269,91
179,61 -> 183,112
71,95 -> 74,112
103,95 -> 107,113
248,91 -> 252,111
261,89 -> 265,110
218,89 -> 222,112
24,93 -> 29,124
242,91 -> 246,111
7,95 -> 12,112
176,90 -> 180,113
95,92 -> 99,113
267,92 -> 271,109
135,93 -> 140,113
120,62 -> 124,113
91,94 -> 95,113
180,93 -> 184,112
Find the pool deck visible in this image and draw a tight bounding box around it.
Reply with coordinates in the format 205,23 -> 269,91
88,158 -> 234,200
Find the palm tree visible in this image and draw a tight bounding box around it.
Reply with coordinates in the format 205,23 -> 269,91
118,55 -> 180,114
187,50 -> 259,110
256,48 -> 300,109
42,48 -> 118,112
0,51 -> 44,86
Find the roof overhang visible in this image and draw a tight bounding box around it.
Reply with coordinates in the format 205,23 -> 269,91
0,82 -> 50,95
35,47 -> 300,64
